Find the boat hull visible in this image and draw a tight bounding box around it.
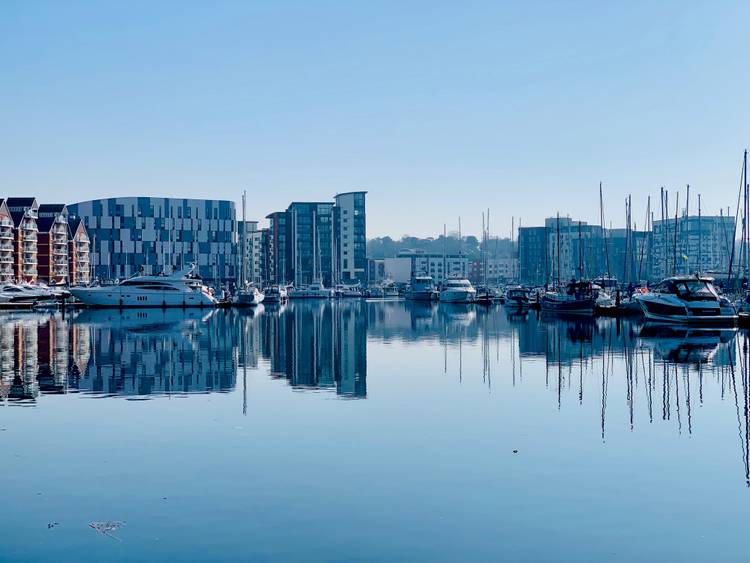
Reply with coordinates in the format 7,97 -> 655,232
288,290 -> 332,299
233,292 -> 264,306
540,296 -> 596,315
637,295 -> 737,325
439,289 -> 476,303
70,287 -> 217,308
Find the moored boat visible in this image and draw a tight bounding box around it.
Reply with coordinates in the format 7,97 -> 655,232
288,280 -> 333,299
334,283 -> 363,298
263,285 -> 288,303
504,285 -> 531,309
540,280 -> 597,316
69,265 -> 218,308
405,276 -> 438,301
439,277 -> 477,303
635,275 -> 737,325
232,283 -> 264,307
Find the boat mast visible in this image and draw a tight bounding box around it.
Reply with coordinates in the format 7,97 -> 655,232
672,191 -> 679,276
697,193 -> 701,275
313,209 -> 318,282
458,217 -> 463,278
481,212 -> 486,286
745,150 -> 749,281
728,152 -> 747,289
240,189 -> 246,288
517,217 -> 521,283
511,216 -> 514,282
624,196 -> 630,285
637,196 -> 650,282
684,184 -> 690,275
577,220 -> 583,279
442,223 -> 447,284
599,182 -> 611,279
556,212 -> 561,286
661,187 -> 667,279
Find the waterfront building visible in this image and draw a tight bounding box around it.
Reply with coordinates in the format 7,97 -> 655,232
367,258 -> 386,285
238,221 -> 264,286
0,200 -> 15,283
264,192 -> 367,287
383,257 -> 412,283
651,215 -> 735,280
607,228 -> 651,284
265,211 -> 289,285
287,201 -> 335,287
518,226 -> 547,286
36,204 -> 69,285
395,249 -> 469,284
544,217 -> 607,284
67,197 -> 237,286
68,217 -> 91,285
259,228 -> 271,286
7,197 -> 39,283
519,218 -> 607,285
469,256 -> 515,284
334,191 -> 367,285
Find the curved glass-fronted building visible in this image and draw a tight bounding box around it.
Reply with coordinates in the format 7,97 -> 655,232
67,197 -> 237,286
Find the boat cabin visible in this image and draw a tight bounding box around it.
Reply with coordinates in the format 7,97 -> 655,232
654,277 -> 720,301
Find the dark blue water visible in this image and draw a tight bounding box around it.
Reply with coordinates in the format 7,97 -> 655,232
2,302 -> 748,561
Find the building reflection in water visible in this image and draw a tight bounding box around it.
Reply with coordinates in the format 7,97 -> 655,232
0,301 -> 369,405
4,302 -> 750,483
261,301 -> 367,398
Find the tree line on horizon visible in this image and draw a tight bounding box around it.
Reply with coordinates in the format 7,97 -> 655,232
366,234 -> 515,260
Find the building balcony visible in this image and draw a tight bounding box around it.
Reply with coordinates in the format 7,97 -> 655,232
0,256 -> 12,264
53,258 -> 68,266
22,224 -> 38,232
0,219 -> 12,228
76,255 -> 90,263
0,243 -> 12,251
53,248 -> 68,256
23,257 -> 37,265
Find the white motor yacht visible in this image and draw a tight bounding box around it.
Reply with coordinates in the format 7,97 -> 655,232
439,278 -> 477,303
69,265 -> 218,308
288,280 -> 333,299
0,284 -> 40,305
233,283 -> 264,307
635,275 -> 737,325
334,283 -> 363,298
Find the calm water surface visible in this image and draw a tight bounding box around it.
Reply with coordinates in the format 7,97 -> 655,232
2,301 -> 749,561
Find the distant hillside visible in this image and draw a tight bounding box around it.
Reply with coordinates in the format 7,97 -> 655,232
367,235 -> 515,259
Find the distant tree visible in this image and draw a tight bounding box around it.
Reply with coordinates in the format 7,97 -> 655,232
367,234 -> 514,259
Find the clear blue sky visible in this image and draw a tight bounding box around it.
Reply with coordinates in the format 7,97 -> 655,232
1,1 -> 748,237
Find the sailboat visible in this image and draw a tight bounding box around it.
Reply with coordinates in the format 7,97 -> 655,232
540,216 -> 596,315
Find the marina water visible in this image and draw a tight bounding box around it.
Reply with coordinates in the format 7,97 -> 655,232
2,301 -> 749,561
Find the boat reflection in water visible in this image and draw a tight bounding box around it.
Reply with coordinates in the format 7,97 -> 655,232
4,301 -> 750,485
0,301 -> 369,405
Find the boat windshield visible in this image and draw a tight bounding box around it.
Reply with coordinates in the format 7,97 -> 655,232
446,280 -> 471,288
675,280 -> 717,298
